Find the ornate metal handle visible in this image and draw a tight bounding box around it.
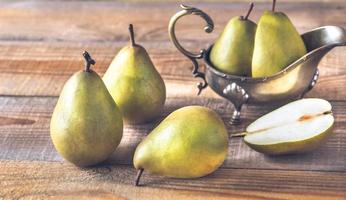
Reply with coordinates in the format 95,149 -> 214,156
168,5 -> 214,95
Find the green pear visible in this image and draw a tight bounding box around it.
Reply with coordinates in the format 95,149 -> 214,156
133,106 -> 228,186
50,51 -> 123,167
210,3 -> 257,76
241,98 -> 334,155
103,24 -> 166,124
252,0 -> 307,77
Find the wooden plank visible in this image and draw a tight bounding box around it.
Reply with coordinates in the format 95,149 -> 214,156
0,1 -> 344,199
0,2 -> 344,98
135,0 -> 346,1
0,1 -> 344,43
0,96 -> 345,172
0,161 -> 345,200
0,42 -> 345,100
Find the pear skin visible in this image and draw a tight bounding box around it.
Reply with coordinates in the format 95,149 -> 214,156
133,106 -> 228,184
103,24 -> 166,124
252,0 -> 307,77
210,3 -> 257,76
50,52 -> 123,167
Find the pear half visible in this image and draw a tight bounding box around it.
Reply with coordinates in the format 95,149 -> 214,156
244,98 -> 334,155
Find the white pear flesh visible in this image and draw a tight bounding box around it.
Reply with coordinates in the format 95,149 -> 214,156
244,98 -> 334,155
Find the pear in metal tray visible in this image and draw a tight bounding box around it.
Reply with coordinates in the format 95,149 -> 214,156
169,4 -> 345,124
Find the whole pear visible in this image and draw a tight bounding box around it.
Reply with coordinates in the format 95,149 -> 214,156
50,52 -> 123,167
133,106 -> 229,186
103,24 -> 166,124
210,3 -> 257,76
252,0 -> 307,77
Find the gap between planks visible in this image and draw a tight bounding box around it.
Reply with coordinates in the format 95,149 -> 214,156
0,160 -> 346,200
0,96 -> 345,173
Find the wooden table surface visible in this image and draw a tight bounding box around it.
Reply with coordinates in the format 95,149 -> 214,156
0,1 -> 345,199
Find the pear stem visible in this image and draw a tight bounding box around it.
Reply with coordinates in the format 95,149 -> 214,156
134,168 -> 144,186
244,2 -> 254,20
272,0 -> 276,12
82,51 -> 96,72
230,132 -> 247,137
129,24 -> 136,46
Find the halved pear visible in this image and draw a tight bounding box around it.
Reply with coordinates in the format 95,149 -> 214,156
243,98 -> 334,155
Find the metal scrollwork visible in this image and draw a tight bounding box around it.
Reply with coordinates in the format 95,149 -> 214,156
223,82 -> 249,124
169,5 -> 214,95
223,82 -> 250,102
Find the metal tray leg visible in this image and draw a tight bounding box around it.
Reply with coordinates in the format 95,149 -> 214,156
223,82 -> 249,125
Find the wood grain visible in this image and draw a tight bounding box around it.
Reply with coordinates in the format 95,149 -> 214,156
0,42 -> 345,100
0,1 -> 345,99
1,96 -> 345,172
0,1 -> 344,43
0,161 -> 345,200
0,1 -> 345,199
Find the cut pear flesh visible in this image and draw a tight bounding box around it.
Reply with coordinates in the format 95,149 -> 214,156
245,114 -> 333,145
244,98 -> 334,155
